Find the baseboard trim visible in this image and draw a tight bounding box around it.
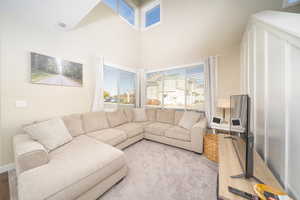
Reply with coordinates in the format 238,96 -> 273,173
0,163 -> 15,174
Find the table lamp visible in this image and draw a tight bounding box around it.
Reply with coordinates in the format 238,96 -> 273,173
217,98 -> 230,122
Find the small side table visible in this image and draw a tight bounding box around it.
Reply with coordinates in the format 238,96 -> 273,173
203,134 -> 218,163
210,123 -> 246,134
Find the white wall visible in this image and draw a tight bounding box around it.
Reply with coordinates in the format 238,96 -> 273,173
241,11 -> 300,199
0,3 -> 140,166
140,0 -> 283,99
0,0 -> 289,168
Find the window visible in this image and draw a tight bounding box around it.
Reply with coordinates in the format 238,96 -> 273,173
283,0 -> 300,7
163,68 -> 185,108
146,72 -> 163,106
145,5 -> 160,27
102,0 -> 136,26
103,65 -> 136,110
102,0 -> 118,12
142,0 -> 161,29
119,0 -> 135,25
146,64 -> 205,110
186,66 -> 205,110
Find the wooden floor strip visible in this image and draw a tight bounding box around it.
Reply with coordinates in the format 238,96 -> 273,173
0,172 -> 10,200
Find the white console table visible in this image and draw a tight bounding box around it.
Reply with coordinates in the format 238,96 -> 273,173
210,123 -> 245,134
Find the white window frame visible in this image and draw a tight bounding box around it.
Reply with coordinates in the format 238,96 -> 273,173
141,0 -> 161,31
103,0 -> 139,29
103,61 -> 139,110
283,0 -> 300,8
144,62 -> 206,111
118,0 -> 139,29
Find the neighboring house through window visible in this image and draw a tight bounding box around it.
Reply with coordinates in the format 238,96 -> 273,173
146,64 -> 205,111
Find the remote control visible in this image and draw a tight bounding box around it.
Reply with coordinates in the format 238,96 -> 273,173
228,186 -> 259,200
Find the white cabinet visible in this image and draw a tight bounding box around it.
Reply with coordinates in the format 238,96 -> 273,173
241,11 -> 300,199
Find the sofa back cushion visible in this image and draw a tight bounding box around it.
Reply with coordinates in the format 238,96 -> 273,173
146,109 -> 157,121
156,109 -> 175,124
23,118 -> 73,151
82,111 -> 109,133
62,114 -> 85,137
133,108 -> 147,122
178,111 -> 201,129
174,110 -> 184,125
122,108 -> 134,122
106,110 -> 127,127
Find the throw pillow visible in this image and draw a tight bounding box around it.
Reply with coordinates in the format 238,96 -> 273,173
122,108 -> 134,122
82,111 -> 110,133
146,109 -> 157,121
62,114 -> 85,137
23,118 -> 73,151
106,110 -> 127,127
156,109 -> 175,124
178,111 -> 201,129
133,108 -> 147,122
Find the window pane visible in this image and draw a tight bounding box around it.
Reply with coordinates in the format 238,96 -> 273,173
119,70 -> 136,105
186,65 -> 205,110
102,0 -> 118,12
119,0 -> 135,25
146,72 -> 163,106
146,5 -> 160,27
163,68 -> 185,109
288,0 -> 299,3
103,65 -> 119,110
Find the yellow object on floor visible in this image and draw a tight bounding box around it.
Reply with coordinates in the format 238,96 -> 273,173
254,184 -> 292,200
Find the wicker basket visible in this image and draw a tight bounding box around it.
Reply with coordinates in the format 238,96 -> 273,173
204,134 -> 219,163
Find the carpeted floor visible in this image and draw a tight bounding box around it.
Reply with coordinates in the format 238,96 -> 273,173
9,140 -> 218,200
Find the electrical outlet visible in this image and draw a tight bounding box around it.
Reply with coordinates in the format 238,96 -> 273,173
15,100 -> 28,108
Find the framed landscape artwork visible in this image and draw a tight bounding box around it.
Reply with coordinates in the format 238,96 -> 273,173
30,52 -> 83,87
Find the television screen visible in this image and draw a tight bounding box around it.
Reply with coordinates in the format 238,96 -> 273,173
230,95 -> 254,179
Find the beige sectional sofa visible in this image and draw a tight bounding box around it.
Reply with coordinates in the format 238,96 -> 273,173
13,108 -> 207,200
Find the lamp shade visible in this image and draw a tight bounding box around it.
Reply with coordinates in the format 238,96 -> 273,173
217,98 -> 230,109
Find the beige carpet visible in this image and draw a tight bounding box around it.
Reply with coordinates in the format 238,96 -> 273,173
9,140 -> 218,200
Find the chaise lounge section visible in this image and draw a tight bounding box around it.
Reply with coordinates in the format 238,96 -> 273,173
13,108 -> 207,200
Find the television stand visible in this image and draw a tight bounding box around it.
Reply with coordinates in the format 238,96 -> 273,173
230,174 -> 264,184
217,134 -> 285,200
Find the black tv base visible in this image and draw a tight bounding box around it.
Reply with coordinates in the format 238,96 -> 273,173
230,173 -> 264,184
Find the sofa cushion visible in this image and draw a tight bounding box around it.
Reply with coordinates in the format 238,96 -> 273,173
82,111 -> 110,133
146,109 -> 157,121
106,110 -> 127,127
156,109 -> 175,124
179,111 -> 201,129
122,108 -> 134,122
174,110 -> 184,125
23,118 -> 72,151
135,121 -> 153,127
87,129 -> 127,146
144,122 -> 172,136
62,114 -> 85,137
116,123 -> 143,138
165,126 -> 191,142
133,108 -> 147,122
18,135 -> 126,200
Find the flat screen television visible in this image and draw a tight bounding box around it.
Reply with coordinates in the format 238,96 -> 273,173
229,95 -> 262,183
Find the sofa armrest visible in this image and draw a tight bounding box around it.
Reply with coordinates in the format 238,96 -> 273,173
13,134 -> 49,174
190,118 -> 208,153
